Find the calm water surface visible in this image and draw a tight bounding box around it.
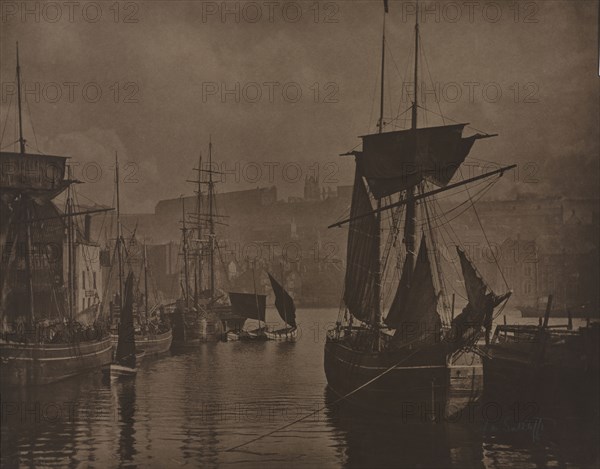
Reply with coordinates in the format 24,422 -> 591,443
1,309 -> 598,468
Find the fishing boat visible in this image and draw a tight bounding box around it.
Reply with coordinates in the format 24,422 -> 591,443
228,277 -> 268,341
323,1 -> 513,420
170,140 -> 244,347
484,295 -> 600,420
106,155 -> 172,356
0,45 -> 113,386
103,272 -> 140,377
264,272 -> 297,341
226,267 -> 298,341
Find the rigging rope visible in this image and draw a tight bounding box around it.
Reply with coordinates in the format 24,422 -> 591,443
0,86 -> 14,146
459,168 -> 510,291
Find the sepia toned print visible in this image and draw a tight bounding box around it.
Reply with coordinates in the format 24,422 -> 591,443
1,1 -> 598,468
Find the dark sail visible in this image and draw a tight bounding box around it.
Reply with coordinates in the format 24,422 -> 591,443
268,273 -> 296,327
384,254 -> 412,328
343,170 -> 379,324
387,240 -> 442,344
357,124 -> 483,199
228,292 -> 266,321
449,247 -> 511,347
116,272 -> 136,368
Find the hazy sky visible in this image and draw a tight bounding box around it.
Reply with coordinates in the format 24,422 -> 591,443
1,0 -> 598,212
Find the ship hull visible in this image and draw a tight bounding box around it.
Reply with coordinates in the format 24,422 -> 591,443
324,334 -> 482,421
170,306 -> 245,346
483,324 -> 600,420
264,326 -> 297,341
0,337 -> 113,386
110,329 -> 172,356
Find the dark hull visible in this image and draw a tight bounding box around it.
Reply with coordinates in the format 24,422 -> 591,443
324,336 -> 483,421
0,337 -> 113,386
483,324 -> 600,420
170,305 -> 246,346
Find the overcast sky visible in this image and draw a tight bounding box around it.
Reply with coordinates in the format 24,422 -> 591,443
1,0 -> 598,212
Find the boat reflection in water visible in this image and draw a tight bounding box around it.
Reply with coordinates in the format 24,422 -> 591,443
114,379 -> 137,465
323,388 -> 484,469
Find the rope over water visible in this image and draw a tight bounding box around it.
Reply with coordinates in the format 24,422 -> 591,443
224,347 -> 421,453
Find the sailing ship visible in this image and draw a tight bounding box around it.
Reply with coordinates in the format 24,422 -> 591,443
106,155 -> 172,356
0,45 -> 113,386
103,271 -> 140,377
323,2 -> 513,419
484,295 -> 600,420
226,268 -> 298,341
265,272 -> 297,340
170,140 -> 244,347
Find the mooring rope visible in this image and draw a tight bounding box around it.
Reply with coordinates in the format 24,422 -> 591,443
224,346 -> 422,453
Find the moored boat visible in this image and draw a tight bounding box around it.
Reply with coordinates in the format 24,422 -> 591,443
323,1 -> 513,421
0,45 -> 113,386
170,141 -> 244,346
105,156 -> 172,356
264,272 -> 297,341
484,296 -> 600,420
103,272 -> 138,378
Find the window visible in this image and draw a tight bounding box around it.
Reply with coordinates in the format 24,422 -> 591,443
93,271 -> 97,289
82,271 -> 86,289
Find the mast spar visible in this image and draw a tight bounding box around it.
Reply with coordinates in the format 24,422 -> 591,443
16,42 -> 25,155
404,0 -> 419,280
181,196 -> 191,307
143,241 -> 149,322
372,0 -> 388,326
115,152 -> 124,312
196,152 -> 203,302
208,137 -> 216,299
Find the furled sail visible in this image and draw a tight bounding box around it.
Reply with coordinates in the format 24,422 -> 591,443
228,292 -> 266,321
268,273 -> 296,327
357,124 -> 483,199
448,247 -> 511,348
388,239 -> 442,344
116,271 -> 136,368
343,170 -> 379,324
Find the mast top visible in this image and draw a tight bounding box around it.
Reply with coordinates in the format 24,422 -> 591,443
16,42 -> 26,155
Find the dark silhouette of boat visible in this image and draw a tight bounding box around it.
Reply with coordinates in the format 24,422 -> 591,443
323,1 -> 513,420
0,45 -> 112,386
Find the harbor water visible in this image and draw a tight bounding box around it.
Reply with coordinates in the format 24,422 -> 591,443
1,309 -> 598,468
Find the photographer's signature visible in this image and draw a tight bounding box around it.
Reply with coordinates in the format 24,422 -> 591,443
483,417 -> 556,442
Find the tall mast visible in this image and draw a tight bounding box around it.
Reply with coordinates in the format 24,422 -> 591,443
373,4 -> 387,325
181,197 -> 190,307
404,1 -> 419,277
252,262 -> 261,330
16,44 -> 34,324
16,43 -> 25,155
196,152 -> 203,300
208,137 -> 215,299
143,241 -> 149,321
66,166 -> 75,319
115,152 -> 123,311
378,13 -> 386,133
